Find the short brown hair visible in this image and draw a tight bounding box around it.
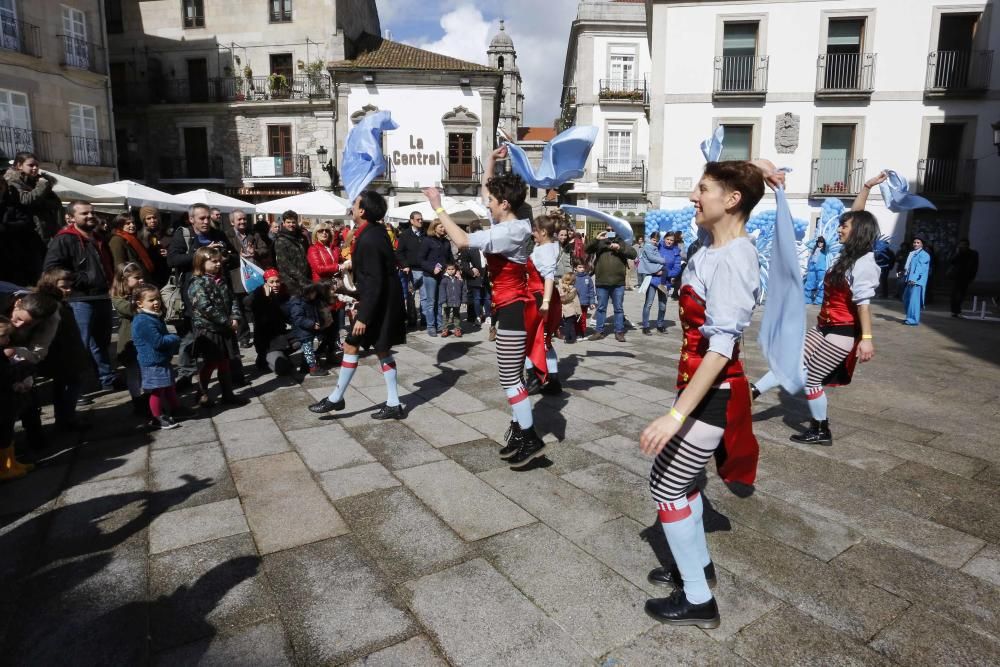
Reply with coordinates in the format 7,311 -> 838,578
192,246 -> 223,276
532,214 -> 558,239
703,161 -> 765,221
485,173 -> 527,215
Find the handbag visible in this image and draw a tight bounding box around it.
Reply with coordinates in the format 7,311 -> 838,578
160,274 -> 185,323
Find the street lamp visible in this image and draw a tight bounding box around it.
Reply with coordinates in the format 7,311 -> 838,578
316,145 -> 336,188
992,121 -> 1000,156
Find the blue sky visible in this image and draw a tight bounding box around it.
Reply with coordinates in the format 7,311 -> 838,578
374,0 -> 578,127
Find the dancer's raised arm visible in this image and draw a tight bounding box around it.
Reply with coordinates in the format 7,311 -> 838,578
852,172 -> 887,211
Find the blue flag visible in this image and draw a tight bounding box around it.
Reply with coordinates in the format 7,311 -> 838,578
560,205 -> 634,244
506,126 -> 598,188
342,110 -> 399,202
757,187 -> 806,394
701,125 -> 725,162
878,169 -> 936,212
240,256 -> 265,293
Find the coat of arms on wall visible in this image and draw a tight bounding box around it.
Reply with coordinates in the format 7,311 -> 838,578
775,112 -> 800,154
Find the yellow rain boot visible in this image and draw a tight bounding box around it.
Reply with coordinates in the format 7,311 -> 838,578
0,444 -> 33,481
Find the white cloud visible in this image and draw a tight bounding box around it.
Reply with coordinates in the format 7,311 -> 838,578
406,6 -> 491,65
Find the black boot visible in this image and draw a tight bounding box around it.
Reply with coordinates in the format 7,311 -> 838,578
648,562 -> 717,588
539,377 -> 562,396
645,589 -> 720,628
499,422 -> 521,459
506,427 -> 546,467
750,383 -> 761,401
218,372 -> 250,406
790,419 -> 832,445
524,372 -> 542,396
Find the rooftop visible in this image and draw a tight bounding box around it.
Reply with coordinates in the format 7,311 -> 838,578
517,127 -> 557,142
329,37 -> 497,73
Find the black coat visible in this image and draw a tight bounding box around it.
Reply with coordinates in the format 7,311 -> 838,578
419,235 -> 453,275
244,286 -> 290,356
0,182 -> 45,286
395,225 -> 426,270
166,226 -> 235,313
458,247 -> 488,288
352,223 -> 405,350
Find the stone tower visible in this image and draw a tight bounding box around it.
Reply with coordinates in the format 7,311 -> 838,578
487,20 -> 523,137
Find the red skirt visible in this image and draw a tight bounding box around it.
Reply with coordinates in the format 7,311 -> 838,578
524,291 -> 562,384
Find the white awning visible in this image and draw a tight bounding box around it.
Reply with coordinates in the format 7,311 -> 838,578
254,190 -> 351,217
52,174 -> 127,212
97,180 -> 188,212
173,188 -> 255,212
386,197 -> 488,225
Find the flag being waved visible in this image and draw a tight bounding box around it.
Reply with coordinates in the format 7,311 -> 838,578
240,256 -> 265,293
505,126 -> 598,188
342,110 -> 399,202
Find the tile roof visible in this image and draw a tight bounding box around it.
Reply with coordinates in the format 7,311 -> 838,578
517,127 -> 557,142
329,37 -> 497,73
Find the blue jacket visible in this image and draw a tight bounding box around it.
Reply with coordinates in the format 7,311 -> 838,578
905,249 -> 931,289
574,273 -> 596,306
637,241 -> 666,275
131,311 -> 180,367
285,296 -> 325,343
806,240 -> 829,273
652,242 -> 682,287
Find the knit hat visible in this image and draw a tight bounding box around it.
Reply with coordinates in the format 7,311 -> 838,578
138,206 -> 158,221
263,268 -> 280,281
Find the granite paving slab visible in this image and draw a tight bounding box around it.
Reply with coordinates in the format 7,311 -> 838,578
149,416 -> 218,450
285,423 -> 375,473
149,442 -> 237,512
148,498 -> 250,555
437,439 -> 513,474
346,635 -> 449,667
69,441 -> 149,485
350,421 -> 447,470
602,624 -> 747,666
396,401 -> 484,447
837,429 -> 987,478
580,434 -> 651,478
870,606 -> 1000,666
561,462 -> 652,523
209,398 -> 269,425
961,544 -> 1000,587
258,385 -> 319,432
217,416 -> 290,462
152,621 -> 294,667
319,462 -> 401,501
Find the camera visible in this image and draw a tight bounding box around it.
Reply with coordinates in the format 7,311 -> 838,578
605,232 -> 616,239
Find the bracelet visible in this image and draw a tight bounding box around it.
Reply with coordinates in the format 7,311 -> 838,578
669,407 -> 686,425
434,207 -> 445,214
861,334 -> 873,340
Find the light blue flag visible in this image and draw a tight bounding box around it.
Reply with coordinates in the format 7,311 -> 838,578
757,187 -> 806,394
701,125 -> 725,162
878,170 -> 936,213
560,205 -> 634,244
505,126 -> 598,188
342,110 -> 399,202
240,256 -> 265,293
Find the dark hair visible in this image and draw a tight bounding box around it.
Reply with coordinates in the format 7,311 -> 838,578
192,246 -> 223,275
468,220 -> 483,233
281,210 -> 298,222
301,282 -> 325,302
702,161 -> 765,221
357,190 -> 387,223
113,214 -> 134,230
409,211 -> 423,221
13,152 -> 37,167
532,214 -> 558,239
14,289 -> 59,320
485,173 -> 527,215
828,211 -> 880,287
649,231 -> 660,241
37,268 -> 73,293
130,282 -> 161,312
66,199 -> 91,216
815,235 -> 827,249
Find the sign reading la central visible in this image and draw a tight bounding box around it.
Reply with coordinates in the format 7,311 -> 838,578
392,135 -> 441,166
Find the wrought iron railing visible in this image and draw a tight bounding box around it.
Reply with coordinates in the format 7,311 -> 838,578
714,55 -> 769,95
58,34 -> 106,74
69,136 -> 114,167
810,158 -> 866,196
150,75 -> 331,104
442,157 -> 483,182
917,158 -> 975,196
0,15 -> 41,57
159,156 -> 224,180
925,50 -> 993,93
0,126 -> 50,161
371,157 -> 394,184
597,159 -> 645,184
241,154 -> 311,179
598,79 -> 648,104
816,52 -> 876,94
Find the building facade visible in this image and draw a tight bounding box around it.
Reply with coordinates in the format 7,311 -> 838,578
0,0 -> 116,182
560,0 -> 652,236
107,0 -> 379,199
646,0 -> 1000,280
488,20 -> 524,138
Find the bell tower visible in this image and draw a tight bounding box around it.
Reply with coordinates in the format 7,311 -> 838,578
487,20 -> 523,137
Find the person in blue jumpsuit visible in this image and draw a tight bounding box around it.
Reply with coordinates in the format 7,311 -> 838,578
902,237 -> 931,325
804,236 -> 828,305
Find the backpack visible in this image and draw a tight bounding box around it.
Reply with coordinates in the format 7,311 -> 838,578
160,227 -> 192,322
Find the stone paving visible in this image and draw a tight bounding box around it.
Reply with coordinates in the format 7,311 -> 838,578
1,291 -> 998,666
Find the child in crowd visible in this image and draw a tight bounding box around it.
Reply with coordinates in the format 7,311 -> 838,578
524,215 -> 562,395
244,268 -> 292,375
111,262 -> 146,415
287,282 -> 332,377
35,269 -> 91,430
187,247 -> 249,407
0,316 -> 37,480
558,272 -> 582,344
437,262 -> 467,338
131,283 -> 184,429
574,261 -> 596,336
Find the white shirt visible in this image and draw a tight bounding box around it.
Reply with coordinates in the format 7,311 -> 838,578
530,242 -> 560,280
845,252 -> 880,306
683,237 -> 760,360
467,218 -> 531,265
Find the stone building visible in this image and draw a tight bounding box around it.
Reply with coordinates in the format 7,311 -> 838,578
107,0 -> 379,199
488,20 -> 524,138
0,0 -> 116,182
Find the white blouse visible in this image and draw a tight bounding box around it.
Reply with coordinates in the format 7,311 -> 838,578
530,242 -> 560,280
467,218 -> 531,265
844,251 -> 880,306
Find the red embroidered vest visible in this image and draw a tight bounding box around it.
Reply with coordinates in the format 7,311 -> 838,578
676,284 -> 746,389
487,254 -> 529,308
817,276 -> 858,327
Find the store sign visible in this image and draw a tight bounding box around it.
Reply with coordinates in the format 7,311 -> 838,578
391,135 -> 441,166
250,157 -> 282,177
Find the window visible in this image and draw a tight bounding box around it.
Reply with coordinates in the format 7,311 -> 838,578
934,13 -> 981,88
105,0 -> 123,33
825,19 -> 865,89
183,0 -> 204,28
447,132 -> 473,179
609,47 -> 636,84
816,124 -> 856,192
0,89 -> 32,157
606,128 -> 632,171
270,0 -> 291,23
183,127 -> 209,178
267,124 -> 293,175
62,6 -> 90,69
923,124 -> 965,192
69,102 -> 100,165
719,124 -> 752,161
721,22 -> 758,91
1,0 -> 19,52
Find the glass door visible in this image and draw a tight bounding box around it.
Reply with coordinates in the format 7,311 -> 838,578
69,102 -> 99,165
0,89 -> 32,158
606,129 -> 632,172
62,6 -> 90,69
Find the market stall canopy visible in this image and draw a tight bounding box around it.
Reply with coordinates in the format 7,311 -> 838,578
98,180 -> 188,212
255,190 -> 351,217
386,197 -> 489,226
174,188 -> 255,212
51,174 -> 127,212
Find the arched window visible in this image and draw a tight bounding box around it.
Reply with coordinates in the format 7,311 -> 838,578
498,56 -> 504,70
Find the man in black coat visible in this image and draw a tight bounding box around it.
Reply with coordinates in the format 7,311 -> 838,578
459,220 -> 491,327
310,191 -> 406,420
949,239 -> 979,317
395,211 -> 426,329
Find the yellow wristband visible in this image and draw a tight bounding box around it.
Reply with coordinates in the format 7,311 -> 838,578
670,407 -> 686,425
861,334 -> 873,340
435,207 -> 446,214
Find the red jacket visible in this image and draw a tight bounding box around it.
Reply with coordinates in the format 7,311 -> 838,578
307,241 -> 339,282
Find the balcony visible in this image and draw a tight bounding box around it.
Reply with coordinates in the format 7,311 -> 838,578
713,55 -> 768,99
148,75 -> 331,104
159,156 -> 225,183
810,158 -> 866,197
442,157 -> 482,195
558,86 -> 577,131
0,16 -> 41,57
917,158 -> 975,197
596,159 -> 645,186
816,53 -> 875,98
68,136 -> 114,167
242,154 -> 312,183
925,50 -> 993,96
598,79 -> 648,105
58,35 -> 106,75
0,126 -> 50,162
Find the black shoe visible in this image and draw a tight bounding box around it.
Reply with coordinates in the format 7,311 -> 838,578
656,326 -> 668,333
642,327 -> 652,335
648,562 -> 717,588
750,383 -> 761,401
506,428 -> 546,466
273,355 -> 293,377
539,378 -> 562,395
308,367 -> 330,377
371,404 -> 405,420
76,396 -> 94,407
155,415 -> 181,430
790,419 -> 832,445
175,375 -> 193,391
587,332 -> 606,341
614,332 -> 626,342
525,373 -> 542,396
255,356 -> 270,371
308,397 -> 345,414
499,422 -> 521,458
644,589 -> 720,629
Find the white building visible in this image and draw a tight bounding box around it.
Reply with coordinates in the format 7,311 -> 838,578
646,0 -> 1000,280
560,0 -> 652,236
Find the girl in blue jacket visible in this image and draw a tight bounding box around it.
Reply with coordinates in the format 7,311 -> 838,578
903,237 -> 931,325
131,283 -> 183,429
804,236 -> 829,305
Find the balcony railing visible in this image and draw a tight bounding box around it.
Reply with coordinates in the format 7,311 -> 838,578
925,50 -> 993,94
69,136 -> 114,167
159,156 -> 225,181
816,53 -> 875,96
0,126 -> 50,162
149,75 -> 331,104
0,15 -> 41,57
810,158 -> 866,197
242,154 -> 311,179
917,158 -> 975,196
599,79 -> 648,104
442,157 -> 483,183
562,85 -> 576,107
714,55 -> 769,97
58,35 -> 106,74
596,159 -> 645,185
372,157 -> 394,186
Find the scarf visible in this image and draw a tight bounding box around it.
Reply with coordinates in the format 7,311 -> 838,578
114,230 -> 155,274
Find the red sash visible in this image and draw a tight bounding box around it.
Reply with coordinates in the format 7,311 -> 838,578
524,259 -> 562,384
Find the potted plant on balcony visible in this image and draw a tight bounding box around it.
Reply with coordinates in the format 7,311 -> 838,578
269,73 -> 289,99
305,60 -> 326,98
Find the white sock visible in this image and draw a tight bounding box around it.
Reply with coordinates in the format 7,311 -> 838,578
328,354 -> 359,402
380,356 -> 399,407
658,497 -> 713,605
545,347 -> 559,376
806,388 -> 828,421
524,357 -> 534,370
505,384 -> 533,429
754,371 -> 780,395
